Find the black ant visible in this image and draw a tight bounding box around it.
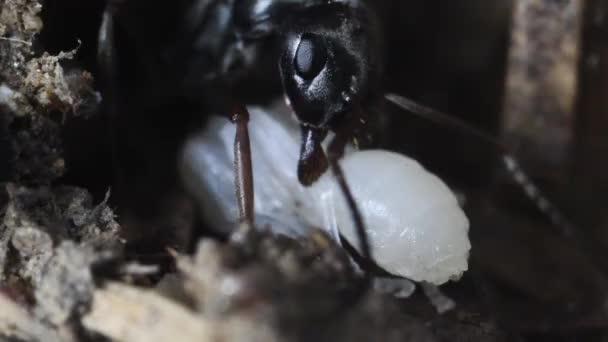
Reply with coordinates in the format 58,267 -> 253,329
97,0 -> 574,295
98,0 -> 380,260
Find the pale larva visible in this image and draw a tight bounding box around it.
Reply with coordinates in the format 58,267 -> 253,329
179,102 -> 470,285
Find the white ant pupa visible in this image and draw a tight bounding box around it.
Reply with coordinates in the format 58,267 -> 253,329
180,101 -> 471,286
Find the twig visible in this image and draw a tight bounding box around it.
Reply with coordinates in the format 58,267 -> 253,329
0,36 -> 32,46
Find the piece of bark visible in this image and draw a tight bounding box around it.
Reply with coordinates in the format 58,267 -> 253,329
571,0 -> 608,262
503,0 -> 583,179
34,242 -> 98,327
0,293 -> 63,342
82,282 -> 279,342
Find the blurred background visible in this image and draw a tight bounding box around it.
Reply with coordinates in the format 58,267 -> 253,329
5,0 -> 608,340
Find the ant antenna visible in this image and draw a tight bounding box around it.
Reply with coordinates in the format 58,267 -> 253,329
328,153 -> 371,262
385,93 -> 575,238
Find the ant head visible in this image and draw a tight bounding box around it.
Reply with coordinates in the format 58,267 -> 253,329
279,3 -> 381,131
276,3 -> 382,185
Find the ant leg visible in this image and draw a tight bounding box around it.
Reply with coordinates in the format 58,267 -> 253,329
98,8 -> 126,191
230,104 -> 255,226
327,127 -> 372,270
295,126 -> 368,255
385,93 -> 575,237
326,126 -> 373,305
98,9 -> 126,207
98,9 -> 118,111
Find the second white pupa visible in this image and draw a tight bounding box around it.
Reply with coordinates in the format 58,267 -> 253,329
180,102 -> 471,285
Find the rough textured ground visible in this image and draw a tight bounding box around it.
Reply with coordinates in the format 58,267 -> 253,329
0,184 -> 509,342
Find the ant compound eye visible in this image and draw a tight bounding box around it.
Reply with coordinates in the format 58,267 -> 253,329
294,34 -> 327,80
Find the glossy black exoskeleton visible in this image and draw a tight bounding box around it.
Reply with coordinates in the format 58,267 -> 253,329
101,0 -> 382,182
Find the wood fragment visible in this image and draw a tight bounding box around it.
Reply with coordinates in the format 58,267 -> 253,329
0,294 -> 62,342
82,282 -> 278,342
571,0 -> 608,259
503,0 -> 584,178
